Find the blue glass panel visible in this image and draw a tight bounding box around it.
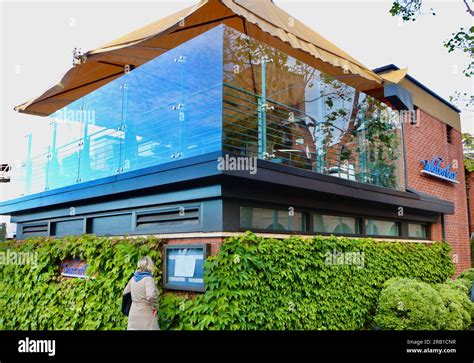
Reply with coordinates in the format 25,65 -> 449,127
47,98 -> 85,191
15,25 -> 224,197
26,98 -> 85,194
25,145 -> 49,195
120,25 -> 223,173
80,79 -> 124,183
11,22 -> 405,200
223,26 -> 404,190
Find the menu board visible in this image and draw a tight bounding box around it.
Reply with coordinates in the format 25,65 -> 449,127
164,244 -> 209,292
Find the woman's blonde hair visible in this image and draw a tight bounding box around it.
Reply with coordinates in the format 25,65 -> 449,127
137,256 -> 155,273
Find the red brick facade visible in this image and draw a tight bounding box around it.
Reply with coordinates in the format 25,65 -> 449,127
162,111 -> 473,276
404,109 -> 471,274
467,171 -> 474,237
165,237 -> 224,256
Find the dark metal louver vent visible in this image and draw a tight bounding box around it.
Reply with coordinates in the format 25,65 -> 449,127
136,206 -> 200,230
22,223 -> 48,236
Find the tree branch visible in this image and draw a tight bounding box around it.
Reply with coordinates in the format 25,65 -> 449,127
462,0 -> 474,16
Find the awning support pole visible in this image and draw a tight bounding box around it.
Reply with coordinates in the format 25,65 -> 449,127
258,56 -> 272,159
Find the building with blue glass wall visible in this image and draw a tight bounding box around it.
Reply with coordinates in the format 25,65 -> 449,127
0,0 -> 470,272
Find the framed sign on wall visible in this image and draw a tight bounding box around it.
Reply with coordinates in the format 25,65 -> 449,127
59,258 -> 88,279
163,244 -> 210,292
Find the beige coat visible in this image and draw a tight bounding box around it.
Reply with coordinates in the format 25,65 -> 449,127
123,276 -> 160,330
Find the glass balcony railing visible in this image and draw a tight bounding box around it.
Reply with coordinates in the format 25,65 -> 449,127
222,26 -> 404,190
222,82 -> 404,189
15,25 -> 224,197
9,24 -> 405,199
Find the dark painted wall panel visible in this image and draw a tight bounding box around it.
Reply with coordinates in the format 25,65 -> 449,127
201,199 -> 224,232
10,185 -> 222,224
13,199 -> 223,238
89,214 -> 133,236
1,152 -> 223,215
53,219 -> 84,237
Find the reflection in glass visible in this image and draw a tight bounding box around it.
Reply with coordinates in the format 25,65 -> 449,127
223,26 -> 404,190
314,214 -> 359,234
365,219 -> 400,237
13,24 -> 405,199
408,223 -> 428,238
240,206 -> 306,231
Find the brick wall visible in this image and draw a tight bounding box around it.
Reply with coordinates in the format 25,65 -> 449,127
165,237 -> 224,256
404,109 -> 471,274
467,171 -> 474,236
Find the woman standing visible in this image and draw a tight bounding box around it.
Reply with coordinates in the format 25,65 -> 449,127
123,256 -> 160,330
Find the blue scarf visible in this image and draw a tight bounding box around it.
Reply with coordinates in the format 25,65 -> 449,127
134,271 -> 152,282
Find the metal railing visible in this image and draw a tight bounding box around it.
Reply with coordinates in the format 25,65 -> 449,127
223,83 -> 404,190
17,84 -> 222,196
11,81 -> 404,198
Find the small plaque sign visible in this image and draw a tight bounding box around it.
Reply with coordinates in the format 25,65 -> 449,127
60,258 -> 88,279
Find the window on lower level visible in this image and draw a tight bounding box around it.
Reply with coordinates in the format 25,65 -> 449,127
365,219 -> 400,237
408,223 -> 428,238
314,214 -> 360,235
240,206 -> 307,232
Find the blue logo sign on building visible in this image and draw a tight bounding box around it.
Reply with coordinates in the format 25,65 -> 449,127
420,157 -> 458,184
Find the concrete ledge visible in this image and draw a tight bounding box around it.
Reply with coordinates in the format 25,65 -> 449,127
117,232 -> 434,244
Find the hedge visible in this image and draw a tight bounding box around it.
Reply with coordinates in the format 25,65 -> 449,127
435,283 -> 472,330
374,278 -> 448,330
0,235 -> 161,330
375,277 -> 473,330
0,233 -> 455,330
459,268 -> 474,285
159,233 -> 454,330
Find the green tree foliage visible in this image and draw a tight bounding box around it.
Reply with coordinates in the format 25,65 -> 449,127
389,0 -> 432,21
434,283 -> 472,330
459,267 -> 474,282
463,133 -> 474,172
444,277 -> 472,295
0,223 -> 6,242
375,278 -> 448,330
390,0 -> 473,78
458,268 -> 474,319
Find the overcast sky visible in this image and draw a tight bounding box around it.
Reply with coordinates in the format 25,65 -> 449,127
0,0 -> 473,203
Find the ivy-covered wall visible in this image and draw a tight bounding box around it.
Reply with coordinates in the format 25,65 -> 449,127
0,235 -> 161,330
160,234 -> 455,330
0,233 -> 454,330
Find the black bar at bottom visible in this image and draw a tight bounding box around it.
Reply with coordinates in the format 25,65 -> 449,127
0,331 -> 472,362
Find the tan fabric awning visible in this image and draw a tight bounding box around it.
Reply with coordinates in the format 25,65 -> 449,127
15,0 -> 384,117
379,68 -> 408,84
